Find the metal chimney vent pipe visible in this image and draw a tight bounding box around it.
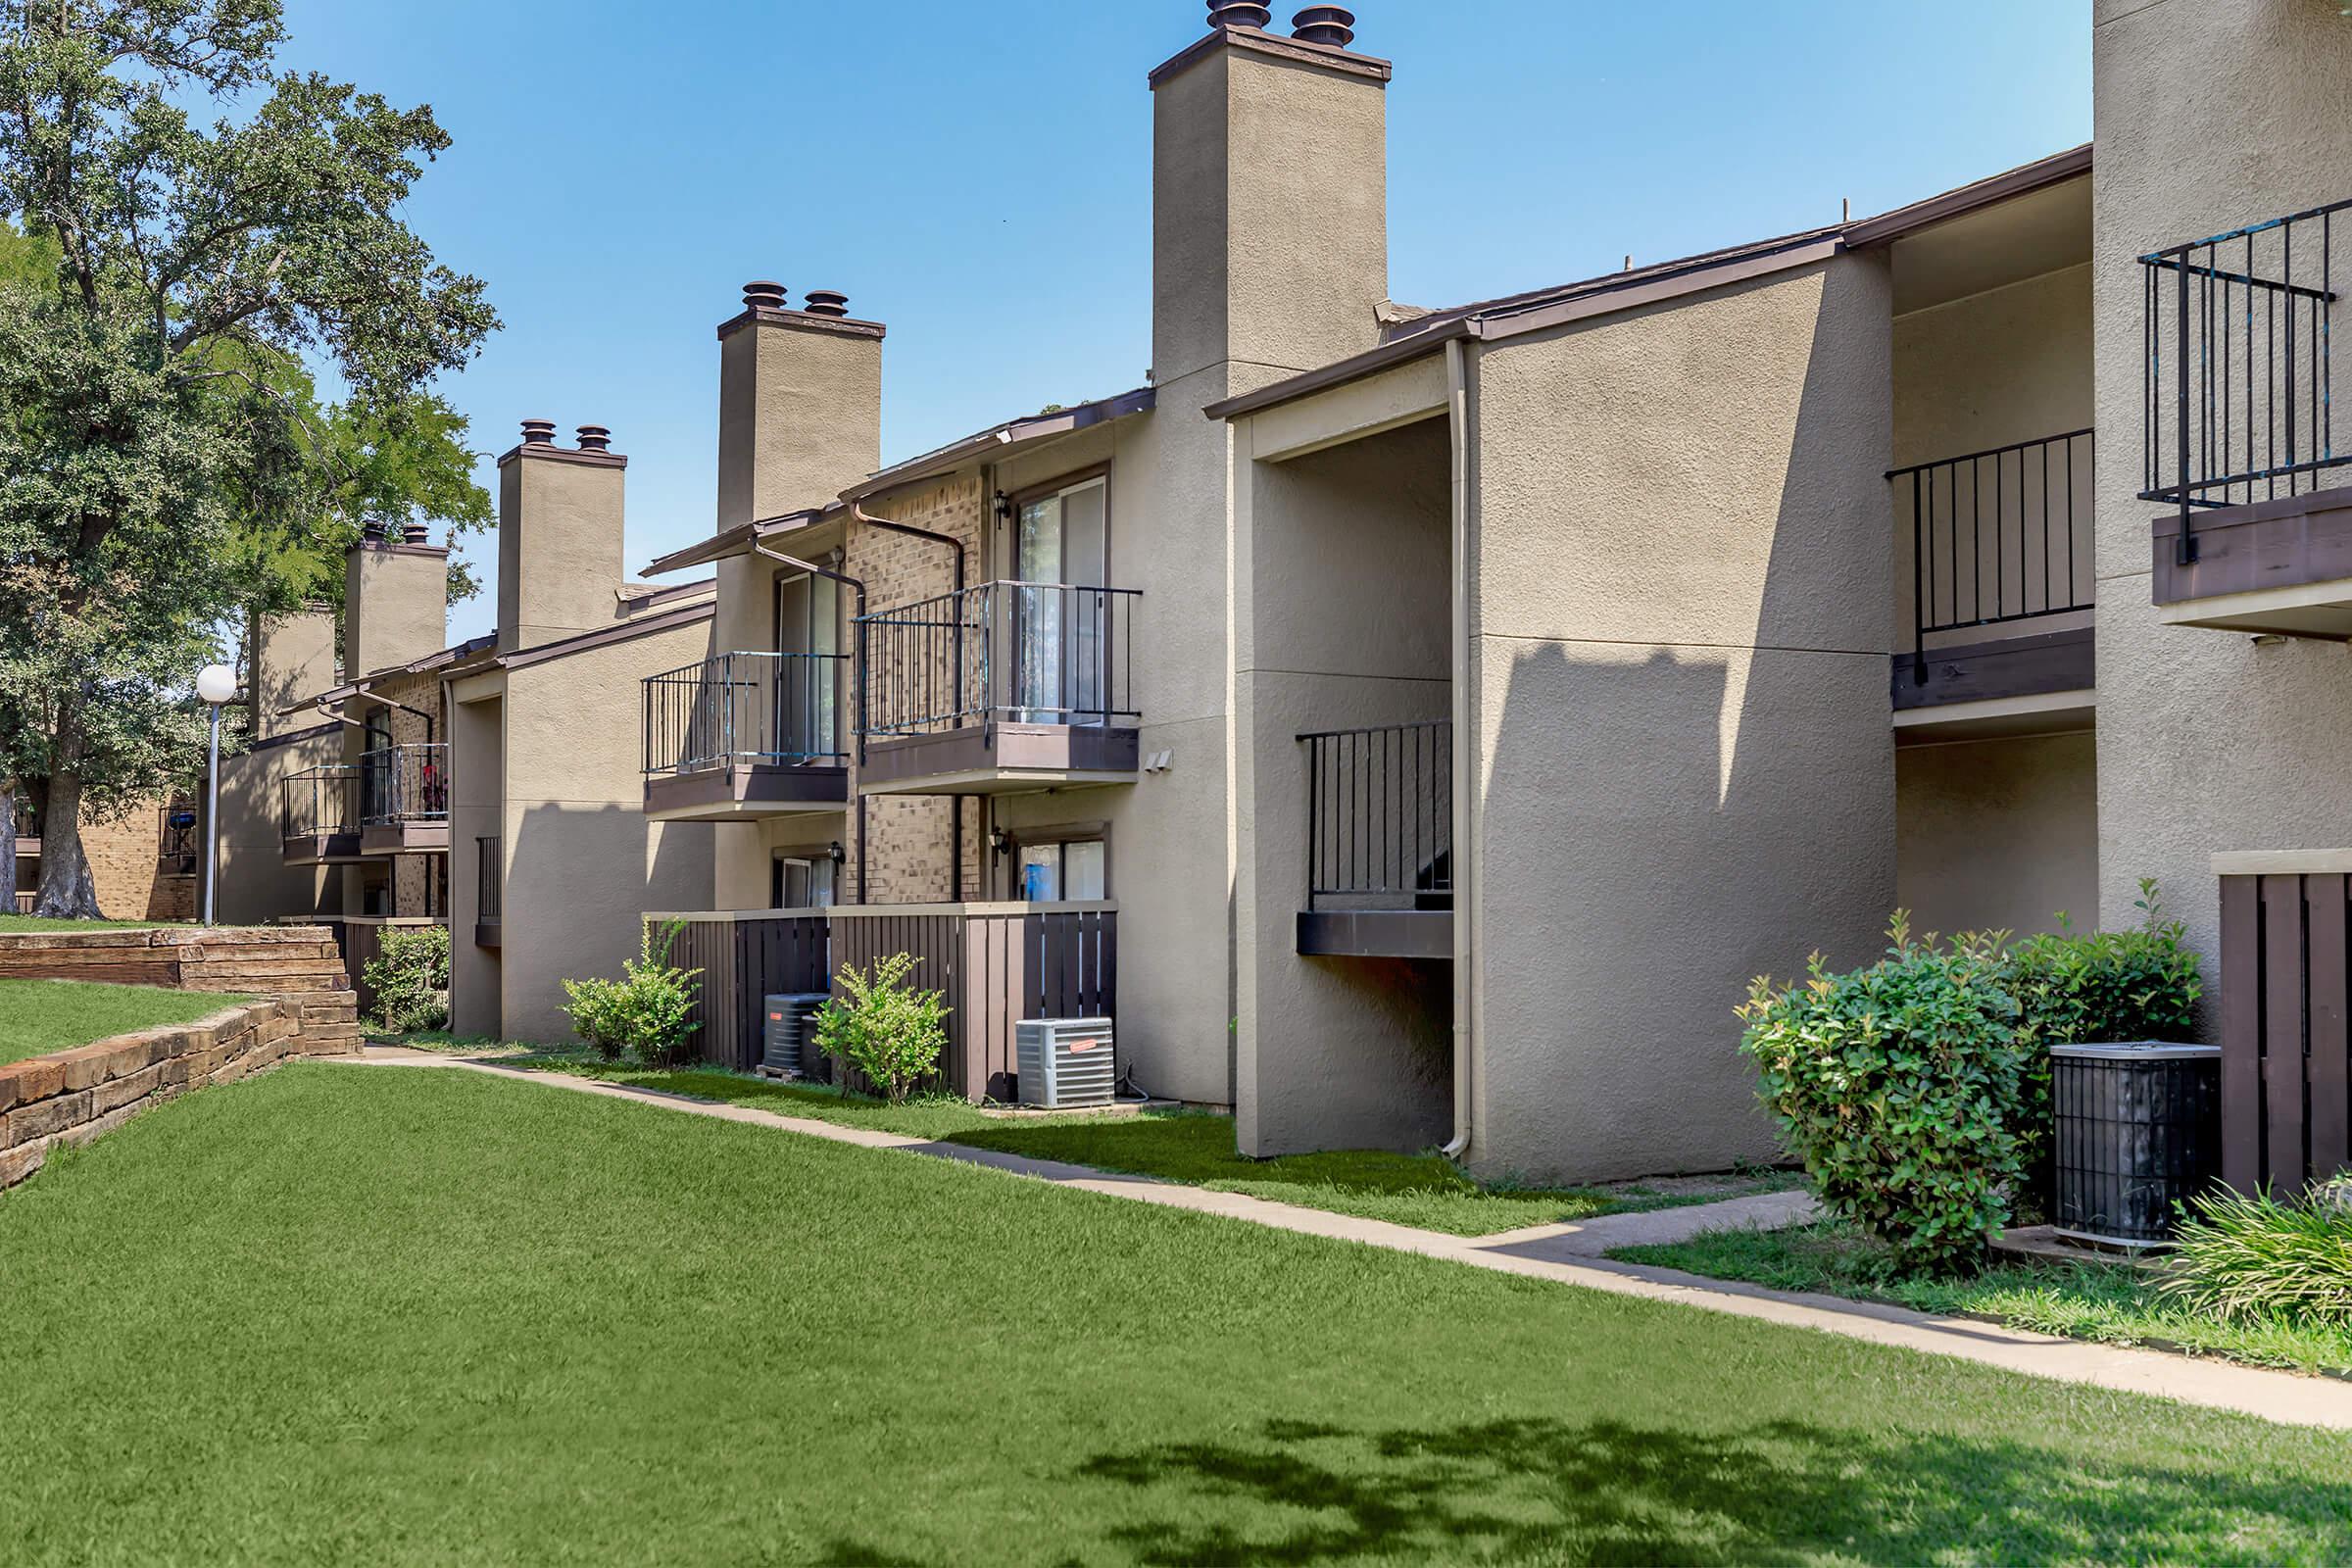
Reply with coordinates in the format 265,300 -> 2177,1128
1208,3 -> 1273,28
519,418 -> 557,446
575,425 -> 612,453
741,280 -> 787,312
803,289 -> 851,318
1292,6 -> 1354,46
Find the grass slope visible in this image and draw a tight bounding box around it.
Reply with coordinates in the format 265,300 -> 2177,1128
406,1040 -> 1787,1236
1614,1220 -> 2352,1378
0,915 -> 190,933
3,1064 -> 2349,1564
0,979 -> 254,1067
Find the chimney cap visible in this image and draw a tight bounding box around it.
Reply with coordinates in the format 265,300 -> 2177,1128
742,280 -> 787,312
1291,5 -> 1354,46
575,424 -> 613,453
519,418 -> 557,445
1208,3 -> 1273,28
803,289 -> 851,318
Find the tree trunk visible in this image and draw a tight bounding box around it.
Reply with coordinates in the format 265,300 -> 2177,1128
0,779 -> 17,912
32,765 -> 103,920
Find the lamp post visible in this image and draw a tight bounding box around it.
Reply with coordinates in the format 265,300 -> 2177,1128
195,663 -> 237,927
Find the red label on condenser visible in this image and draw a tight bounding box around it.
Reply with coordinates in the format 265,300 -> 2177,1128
1069,1040 -> 1102,1053
769,1013 -> 783,1022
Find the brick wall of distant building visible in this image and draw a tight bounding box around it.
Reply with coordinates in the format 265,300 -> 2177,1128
13,797 -> 197,921
842,474 -> 986,904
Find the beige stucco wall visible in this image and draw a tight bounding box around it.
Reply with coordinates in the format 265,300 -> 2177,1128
1231,411 -> 1455,1154
1466,254 -> 1897,1183
448,684 -> 503,1038
715,313 -> 882,529
210,730 -> 338,927
251,609 -> 337,738
498,620 -> 716,1044
1897,731 -> 2098,938
2090,0 -> 2352,1005
345,543 -> 450,676
497,447 -> 627,655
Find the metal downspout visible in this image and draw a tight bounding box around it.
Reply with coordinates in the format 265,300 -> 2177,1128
753,538 -> 869,904
1444,337 -> 1475,1163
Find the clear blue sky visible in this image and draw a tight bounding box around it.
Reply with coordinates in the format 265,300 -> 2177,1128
274,0 -> 2090,642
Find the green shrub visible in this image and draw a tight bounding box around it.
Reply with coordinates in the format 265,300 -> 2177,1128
814,953 -> 949,1105
363,924 -> 450,1034
1739,918 -> 2031,1274
2003,880 -> 2204,1214
2163,1184 -> 2352,1324
561,921 -> 703,1066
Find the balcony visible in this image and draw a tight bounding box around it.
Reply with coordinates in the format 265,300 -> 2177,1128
642,652 -> 851,821
2143,197 -> 2352,638
856,581 -> 1141,797
281,766 -> 365,864
1296,721 -> 1453,960
158,802 -> 198,879
360,743 -> 450,855
1889,429 -> 2097,738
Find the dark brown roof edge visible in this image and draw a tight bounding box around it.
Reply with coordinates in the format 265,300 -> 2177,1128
621,575 -> 717,612
248,720 -> 343,754
847,386 -> 1157,500
1843,143 -> 2091,249
495,443 -> 628,470
716,305 -> 889,344
1206,233 -> 1845,422
284,632 -> 500,715
641,511 -> 829,579
496,600 -> 716,672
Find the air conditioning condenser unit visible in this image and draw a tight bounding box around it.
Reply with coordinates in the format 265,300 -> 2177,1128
1015,1016 -> 1115,1109
761,993 -> 831,1078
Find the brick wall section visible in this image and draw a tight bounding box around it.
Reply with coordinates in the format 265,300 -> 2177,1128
16,798 -> 197,922
0,927 -> 364,1057
843,474 -> 986,904
0,996 -> 346,1191
353,668 -> 447,917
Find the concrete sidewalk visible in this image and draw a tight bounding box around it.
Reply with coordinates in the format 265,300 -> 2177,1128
340,1048 -> 2352,1432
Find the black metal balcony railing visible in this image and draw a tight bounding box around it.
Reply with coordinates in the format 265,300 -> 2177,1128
360,743 -> 450,825
282,765 -> 363,839
858,581 -> 1140,738
476,835 -> 501,921
1300,721 -> 1452,912
1889,428 -> 2096,681
642,652 -> 851,776
2142,197 -> 2349,563
158,802 -> 198,877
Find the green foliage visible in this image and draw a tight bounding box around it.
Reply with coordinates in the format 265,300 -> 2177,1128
2164,1184 -> 2352,1325
361,924 -> 449,1035
813,952 -> 949,1105
1740,918 -> 2032,1274
0,2 -> 498,911
561,922 -> 703,1066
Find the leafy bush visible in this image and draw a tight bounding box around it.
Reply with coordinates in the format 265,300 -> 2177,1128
1739,918 -> 2032,1274
561,921 -> 703,1065
363,924 -> 450,1034
2003,880 -> 2204,1213
814,953 -> 949,1105
2163,1184 -> 2352,1324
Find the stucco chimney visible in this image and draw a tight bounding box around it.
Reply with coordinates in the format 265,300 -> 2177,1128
249,606 -> 339,737
1150,2 -> 1390,394
496,417 -> 628,654
344,530 -> 450,676
714,282 -> 885,530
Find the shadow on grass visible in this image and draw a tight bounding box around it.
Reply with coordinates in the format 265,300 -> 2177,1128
1075,1415 -> 2352,1565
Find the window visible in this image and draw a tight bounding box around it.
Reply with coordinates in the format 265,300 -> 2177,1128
1012,475 -> 1109,724
361,708 -> 392,820
1017,837 -> 1105,903
772,853 -> 838,910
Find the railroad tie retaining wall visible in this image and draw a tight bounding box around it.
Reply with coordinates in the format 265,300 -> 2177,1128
0,926 -> 363,1054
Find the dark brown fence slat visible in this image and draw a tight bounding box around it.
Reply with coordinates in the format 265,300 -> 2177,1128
2220,875 -> 2264,1194
2310,874 -> 2352,1182
2262,875 -> 2310,1192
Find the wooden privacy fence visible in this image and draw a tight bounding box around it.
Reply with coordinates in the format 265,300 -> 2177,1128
654,904 -> 1118,1101
650,911 -> 831,1074
2218,863 -> 2352,1194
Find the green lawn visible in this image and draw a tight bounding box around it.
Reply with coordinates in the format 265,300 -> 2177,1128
0,914 -> 190,933
1612,1220 -> 2352,1379
0,979 -> 255,1068
396,1038 -> 1791,1237
1,1065 -> 2347,1564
